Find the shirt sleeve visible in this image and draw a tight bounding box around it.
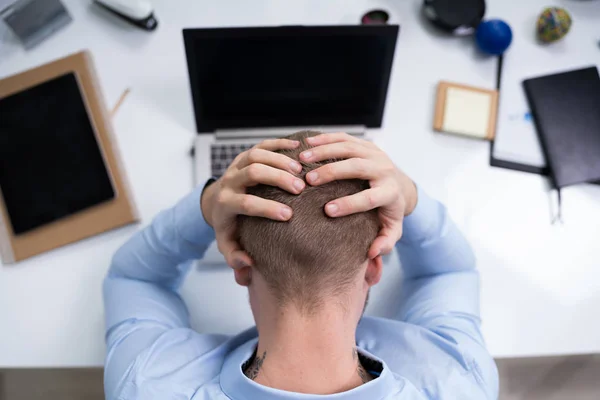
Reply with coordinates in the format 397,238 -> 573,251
395,187 -> 499,399
103,185 -> 217,398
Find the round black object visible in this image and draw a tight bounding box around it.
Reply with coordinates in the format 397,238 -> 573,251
423,0 -> 485,36
361,9 -> 390,25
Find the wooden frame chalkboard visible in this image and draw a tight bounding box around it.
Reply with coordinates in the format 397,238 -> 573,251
0,51 -> 138,264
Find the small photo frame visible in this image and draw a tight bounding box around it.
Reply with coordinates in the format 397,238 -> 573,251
434,81 -> 498,141
0,51 -> 138,264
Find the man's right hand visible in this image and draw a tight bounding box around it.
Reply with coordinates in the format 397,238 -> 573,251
299,133 -> 418,258
201,138 -> 305,269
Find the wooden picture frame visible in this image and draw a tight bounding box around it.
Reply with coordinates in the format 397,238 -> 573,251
434,81 -> 499,141
0,51 -> 138,264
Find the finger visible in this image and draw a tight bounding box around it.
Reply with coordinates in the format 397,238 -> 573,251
368,225 -> 403,258
305,132 -> 378,150
368,236 -> 388,259
299,141 -> 375,164
368,235 -> 393,258
237,148 -> 302,174
230,250 -> 253,269
324,188 -> 391,217
305,158 -> 379,186
305,132 -> 362,145
230,193 -> 293,221
255,138 -> 300,151
234,164 -> 305,194
231,139 -> 299,168
216,232 -> 250,268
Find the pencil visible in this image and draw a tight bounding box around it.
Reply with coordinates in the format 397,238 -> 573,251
111,88 -> 131,117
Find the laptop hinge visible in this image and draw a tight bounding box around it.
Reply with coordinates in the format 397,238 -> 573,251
215,125 -> 366,140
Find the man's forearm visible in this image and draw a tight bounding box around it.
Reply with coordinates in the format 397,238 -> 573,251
394,188 -> 495,399
107,186 -> 216,288
103,186 -> 217,398
396,187 -> 476,279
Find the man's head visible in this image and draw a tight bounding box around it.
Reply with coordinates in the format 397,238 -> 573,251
238,131 -> 381,314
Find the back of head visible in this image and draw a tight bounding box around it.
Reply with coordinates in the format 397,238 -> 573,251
238,131 -> 379,313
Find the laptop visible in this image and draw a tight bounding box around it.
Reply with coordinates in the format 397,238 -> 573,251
183,25 -> 399,182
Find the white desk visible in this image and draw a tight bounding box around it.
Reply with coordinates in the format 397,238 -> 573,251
1,0 -> 599,367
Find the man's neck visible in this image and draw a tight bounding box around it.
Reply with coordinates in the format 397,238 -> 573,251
245,305 -> 372,394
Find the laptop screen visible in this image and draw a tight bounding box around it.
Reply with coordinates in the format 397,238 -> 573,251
183,25 -> 399,133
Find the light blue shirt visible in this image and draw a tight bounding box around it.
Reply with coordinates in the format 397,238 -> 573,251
103,185 -> 499,399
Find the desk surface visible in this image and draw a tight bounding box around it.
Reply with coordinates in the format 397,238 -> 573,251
1,0 -> 600,367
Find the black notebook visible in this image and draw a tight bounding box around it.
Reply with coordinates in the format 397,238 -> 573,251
523,67 -> 600,188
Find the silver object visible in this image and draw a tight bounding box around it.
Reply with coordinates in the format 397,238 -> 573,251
0,0 -> 72,49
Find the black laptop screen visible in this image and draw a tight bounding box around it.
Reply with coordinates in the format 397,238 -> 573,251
183,26 -> 398,133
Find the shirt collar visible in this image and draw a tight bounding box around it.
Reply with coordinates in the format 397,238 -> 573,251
220,338 -> 401,400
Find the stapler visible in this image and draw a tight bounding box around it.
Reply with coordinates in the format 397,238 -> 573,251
94,0 -> 158,31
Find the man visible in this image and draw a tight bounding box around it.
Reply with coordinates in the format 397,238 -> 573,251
103,131 -> 498,399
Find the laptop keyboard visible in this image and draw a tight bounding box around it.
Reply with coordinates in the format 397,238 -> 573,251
210,142 -> 257,177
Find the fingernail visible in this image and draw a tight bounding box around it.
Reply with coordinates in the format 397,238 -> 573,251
290,161 -> 302,173
235,259 -> 249,269
306,137 -> 316,144
280,207 -> 292,220
326,203 -> 338,216
291,140 -> 300,147
301,150 -> 313,160
293,179 -> 305,192
307,171 -> 318,183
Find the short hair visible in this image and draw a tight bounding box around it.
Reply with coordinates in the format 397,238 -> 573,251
238,131 -> 379,313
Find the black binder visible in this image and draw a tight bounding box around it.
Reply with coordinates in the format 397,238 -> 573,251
523,67 -> 600,188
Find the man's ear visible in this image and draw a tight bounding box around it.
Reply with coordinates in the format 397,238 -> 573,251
364,255 -> 383,287
234,266 -> 252,287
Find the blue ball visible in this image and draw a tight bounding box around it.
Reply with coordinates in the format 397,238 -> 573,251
476,19 -> 513,55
